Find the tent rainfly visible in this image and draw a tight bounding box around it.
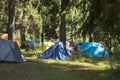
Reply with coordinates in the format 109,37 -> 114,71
0,39 -> 26,62
39,42 -> 69,60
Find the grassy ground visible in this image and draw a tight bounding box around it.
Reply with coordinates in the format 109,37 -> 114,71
0,49 -> 120,80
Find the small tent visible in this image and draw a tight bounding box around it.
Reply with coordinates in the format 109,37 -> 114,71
26,40 -> 36,49
76,42 -> 109,57
0,33 -> 20,46
39,42 -> 69,60
0,39 -> 26,62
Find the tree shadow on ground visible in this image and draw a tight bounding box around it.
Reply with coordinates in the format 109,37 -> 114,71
0,58 -> 119,80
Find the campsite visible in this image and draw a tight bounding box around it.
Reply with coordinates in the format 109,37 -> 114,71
0,41 -> 120,80
0,0 -> 120,80
0,47 -> 117,80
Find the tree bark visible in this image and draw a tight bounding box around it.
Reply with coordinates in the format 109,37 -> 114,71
59,0 -> 66,45
20,24 -> 26,48
60,14 -> 66,44
19,0 -> 26,48
8,0 -> 15,40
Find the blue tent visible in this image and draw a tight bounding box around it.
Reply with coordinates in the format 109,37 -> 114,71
26,40 -> 36,49
39,42 -> 69,60
0,39 -> 26,62
76,42 -> 109,57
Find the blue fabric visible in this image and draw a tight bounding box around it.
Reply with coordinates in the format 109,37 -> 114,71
39,42 -> 69,60
0,39 -> 26,62
26,40 -> 36,49
76,42 -> 109,57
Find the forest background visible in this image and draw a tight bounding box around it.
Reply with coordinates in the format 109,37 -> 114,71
0,0 -> 119,50
0,0 -> 120,80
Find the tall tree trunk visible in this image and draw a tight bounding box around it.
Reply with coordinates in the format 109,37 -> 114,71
60,14 -> 66,44
41,32 -> 44,48
8,0 -> 15,40
83,35 -> 86,42
20,23 -> 26,48
89,33 -> 93,42
19,0 -> 26,48
59,0 -> 66,45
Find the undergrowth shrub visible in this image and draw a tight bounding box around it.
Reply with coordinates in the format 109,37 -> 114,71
111,44 -> 120,77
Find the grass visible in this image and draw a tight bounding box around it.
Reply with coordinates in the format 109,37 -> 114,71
0,48 -> 120,80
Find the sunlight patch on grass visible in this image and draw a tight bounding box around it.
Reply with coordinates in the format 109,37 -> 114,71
26,55 -> 38,60
21,48 -> 111,71
91,61 -> 111,70
36,58 -> 111,71
38,59 -> 71,65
